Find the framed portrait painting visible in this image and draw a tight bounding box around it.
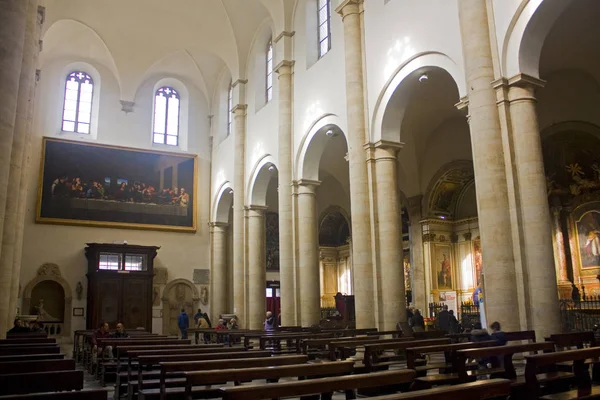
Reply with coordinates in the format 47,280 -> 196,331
433,244 -> 453,290
36,137 -> 197,232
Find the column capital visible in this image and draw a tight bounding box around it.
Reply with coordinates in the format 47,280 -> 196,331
274,31 -> 295,43
232,104 -> 248,115
508,73 -> 546,89
335,0 -> 363,17
296,179 -> 321,195
231,79 -> 248,88
406,195 -> 423,219
274,60 -> 295,75
209,221 -> 229,232
245,205 -> 269,217
37,5 -> 46,25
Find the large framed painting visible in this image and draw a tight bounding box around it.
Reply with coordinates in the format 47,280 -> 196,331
575,208 -> 600,269
36,137 -> 197,232
433,244 -> 453,290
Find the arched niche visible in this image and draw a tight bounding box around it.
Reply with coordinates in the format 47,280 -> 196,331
22,263 -> 73,337
161,278 -> 199,336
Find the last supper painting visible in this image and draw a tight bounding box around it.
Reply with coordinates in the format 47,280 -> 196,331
37,138 -> 197,232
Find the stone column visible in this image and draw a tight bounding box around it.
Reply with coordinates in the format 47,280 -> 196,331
407,196 -> 426,312
508,76 -> 560,337
373,142 -> 406,330
457,0 -> 520,330
5,0 -> 41,328
0,0 -> 30,338
275,57 -> 295,326
297,180 -> 321,327
336,0 -> 375,328
210,222 -> 228,321
232,88 -> 247,327
247,206 -> 267,330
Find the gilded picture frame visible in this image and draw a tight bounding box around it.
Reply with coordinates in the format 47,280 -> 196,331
36,137 -> 198,232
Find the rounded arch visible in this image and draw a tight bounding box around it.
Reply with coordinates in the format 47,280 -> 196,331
422,160 -> 475,219
371,52 -> 466,144
212,181 -> 234,224
247,155 -> 278,206
161,278 -> 200,335
503,0 -> 574,79
295,114 -> 348,181
162,278 -> 200,301
318,206 -> 352,247
22,263 -> 73,337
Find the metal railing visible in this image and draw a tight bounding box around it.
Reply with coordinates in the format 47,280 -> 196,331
559,298 -> 600,332
428,301 -> 480,331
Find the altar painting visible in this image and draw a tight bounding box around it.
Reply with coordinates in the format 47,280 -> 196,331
433,244 -> 453,290
576,210 -> 600,268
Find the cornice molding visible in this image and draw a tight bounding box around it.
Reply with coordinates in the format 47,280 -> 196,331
274,31 -> 295,43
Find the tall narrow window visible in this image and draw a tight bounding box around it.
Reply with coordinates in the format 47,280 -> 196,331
266,40 -> 273,102
62,71 -> 94,134
227,81 -> 233,135
318,0 -> 331,58
153,86 -> 180,146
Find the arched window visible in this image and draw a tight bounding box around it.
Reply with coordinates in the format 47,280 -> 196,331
227,81 -> 233,135
62,71 -> 94,134
266,40 -> 274,102
153,86 -> 180,146
317,0 -> 331,58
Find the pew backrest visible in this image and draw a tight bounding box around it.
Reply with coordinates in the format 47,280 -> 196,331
0,370 -> 84,396
545,331 -> 595,349
0,359 -> 75,375
0,346 -> 60,356
0,338 -> 55,345
0,389 -> 108,400
363,378 -> 511,400
0,353 -> 65,362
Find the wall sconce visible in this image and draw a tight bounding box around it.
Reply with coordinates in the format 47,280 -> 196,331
76,282 -> 83,301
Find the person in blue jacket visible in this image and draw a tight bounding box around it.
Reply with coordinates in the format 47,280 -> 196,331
178,308 -> 189,339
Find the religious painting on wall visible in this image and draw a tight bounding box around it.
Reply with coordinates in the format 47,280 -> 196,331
433,244 -> 453,290
37,137 -> 197,232
473,238 -> 482,287
266,212 -> 280,271
576,210 -> 600,268
403,250 -> 411,292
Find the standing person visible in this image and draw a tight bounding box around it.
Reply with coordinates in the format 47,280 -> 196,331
193,309 -> 203,325
264,311 -> 275,331
178,308 -> 189,339
114,322 -> 129,338
410,310 -> 425,332
448,310 -> 460,334
202,311 -> 212,328
436,305 -> 450,332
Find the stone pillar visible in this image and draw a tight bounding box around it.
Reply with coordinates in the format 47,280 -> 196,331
210,222 -> 228,321
457,0 -> 520,330
232,90 -> 247,327
5,0 -> 41,328
247,206 -> 267,330
372,142 -> 406,330
407,196 -> 426,312
275,57 -> 295,326
0,0 -> 30,338
336,0 -> 375,328
297,180 -> 321,327
508,76 -> 560,337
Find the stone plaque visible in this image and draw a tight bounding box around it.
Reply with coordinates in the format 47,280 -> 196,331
154,267 -> 168,284
193,269 -> 210,285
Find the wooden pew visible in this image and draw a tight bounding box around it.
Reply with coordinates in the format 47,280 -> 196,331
183,360 -> 355,399
0,353 -> 65,362
405,340 -> 499,380
0,338 -> 56,345
6,332 -> 48,338
525,345 -> 600,399
364,379 -> 512,400
546,332 -> 596,350
258,332 -> 334,354
114,346 -> 242,399
134,350 -> 271,399
0,389 -> 108,400
218,369 -> 417,400
0,345 -> 60,356
136,354 -> 308,400
329,337 -> 414,361
505,330 -> 536,343
301,336 -> 377,359
363,338 -> 452,372
0,359 -> 75,375
0,370 -> 84,396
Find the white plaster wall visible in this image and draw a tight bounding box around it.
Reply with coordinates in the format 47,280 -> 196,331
21,50 -> 212,333
363,0 -> 465,129
292,0 -> 348,160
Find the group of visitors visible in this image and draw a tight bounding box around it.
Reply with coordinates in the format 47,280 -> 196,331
6,318 -> 45,334
177,308 -> 241,340
91,321 -> 129,363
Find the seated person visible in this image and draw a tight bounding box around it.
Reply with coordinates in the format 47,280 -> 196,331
470,323 -> 493,368
227,318 -> 239,330
215,319 -> 227,331
7,318 -> 30,334
113,322 -> 129,338
91,322 -> 113,363
490,321 -> 507,345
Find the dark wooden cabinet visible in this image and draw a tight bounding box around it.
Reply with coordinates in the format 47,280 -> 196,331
85,243 -> 159,331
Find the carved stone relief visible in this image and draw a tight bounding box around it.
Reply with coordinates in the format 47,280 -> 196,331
154,267 -> 168,285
